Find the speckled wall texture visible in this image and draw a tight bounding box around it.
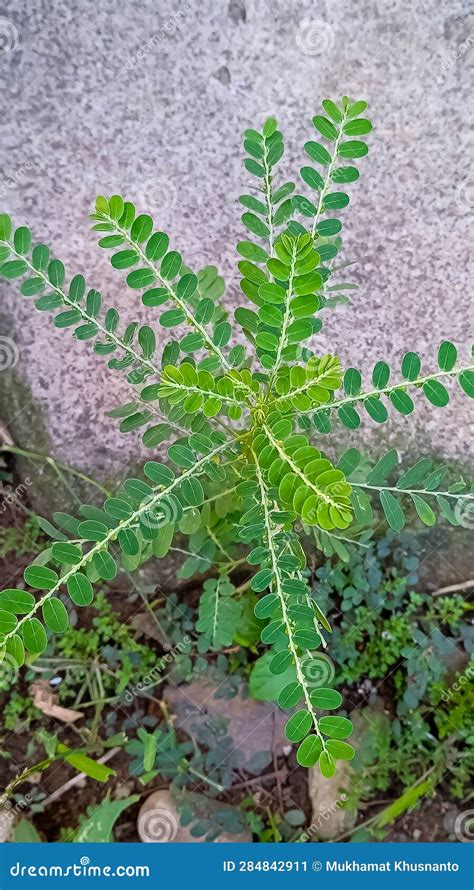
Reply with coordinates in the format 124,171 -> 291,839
0,0 -> 473,492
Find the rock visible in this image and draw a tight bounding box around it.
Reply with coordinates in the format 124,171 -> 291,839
306,704 -> 386,841
163,680 -> 287,771
137,789 -> 252,843
1,0 -> 472,499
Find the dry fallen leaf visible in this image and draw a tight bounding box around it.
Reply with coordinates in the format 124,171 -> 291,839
31,680 -> 83,724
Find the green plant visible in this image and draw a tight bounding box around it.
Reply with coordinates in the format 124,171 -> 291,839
1,95 -> 473,779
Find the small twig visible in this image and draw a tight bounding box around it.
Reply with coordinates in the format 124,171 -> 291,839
230,769 -> 286,791
431,579 -> 474,597
40,747 -> 121,807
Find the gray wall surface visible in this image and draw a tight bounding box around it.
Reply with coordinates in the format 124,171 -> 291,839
0,0 -> 473,498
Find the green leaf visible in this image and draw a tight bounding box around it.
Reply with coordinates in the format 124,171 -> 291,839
305,142 -> 332,165
67,574 -> 94,606
319,750 -> 336,777
437,340 -> 457,371
51,542 -> 82,565
325,740 -> 355,760
278,681 -> 303,709
130,214 -> 153,243
126,268 -> 156,289
71,795 -> 139,842
338,140 -> 368,158
0,589 -> 35,614
42,597 -> 69,633
401,351 -> 421,380
389,389 -> 414,415
57,743 -> 116,784
423,379 -> 449,407
312,115 -> 339,140
372,360 -> 390,388
92,551 -> 117,581
411,494 -> 436,526
310,688 -> 343,709
379,490 -> 405,531
459,369 -> 474,397
77,520 -> 109,542
319,715 -> 353,739
24,566 -> 58,590
249,651 -> 297,701
367,449 -> 398,484
0,610 -> 17,633
297,735 -> 323,767
285,709 -> 313,742
22,618 -> 48,654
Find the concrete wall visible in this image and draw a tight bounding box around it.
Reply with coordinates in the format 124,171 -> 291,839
0,0 -> 473,502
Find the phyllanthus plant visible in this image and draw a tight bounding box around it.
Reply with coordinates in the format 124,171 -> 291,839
0,96 -> 473,777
